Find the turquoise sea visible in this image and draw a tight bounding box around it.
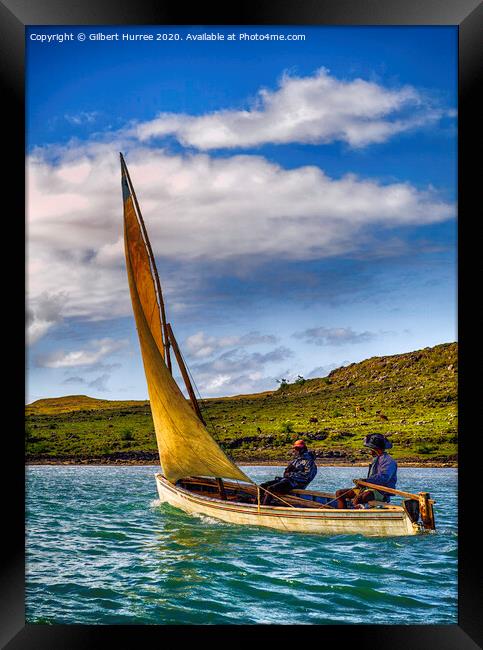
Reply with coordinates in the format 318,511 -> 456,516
26,465 -> 457,625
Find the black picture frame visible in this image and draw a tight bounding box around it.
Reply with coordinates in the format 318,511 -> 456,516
4,0 -> 482,647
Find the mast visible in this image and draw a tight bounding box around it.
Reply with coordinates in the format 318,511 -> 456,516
121,154 -> 205,423
120,153 -> 172,373
166,323 -> 206,424
121,152 -> 254,485
166,324 -> 226,494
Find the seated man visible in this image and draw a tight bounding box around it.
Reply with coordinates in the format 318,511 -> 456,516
336,433 -> 397,509
260,439 -> 317,505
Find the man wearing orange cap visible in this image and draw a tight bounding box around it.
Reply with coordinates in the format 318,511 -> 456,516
260,439 -> 318,505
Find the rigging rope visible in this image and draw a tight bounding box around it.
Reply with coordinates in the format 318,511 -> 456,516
176,342 -> 237,462
171,343 -> 357,509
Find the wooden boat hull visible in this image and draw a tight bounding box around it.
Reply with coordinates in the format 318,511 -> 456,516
155,474 -> 421,537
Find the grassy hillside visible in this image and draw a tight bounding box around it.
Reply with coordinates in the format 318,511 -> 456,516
25,342 -> 457,465
25,395 -> 148,415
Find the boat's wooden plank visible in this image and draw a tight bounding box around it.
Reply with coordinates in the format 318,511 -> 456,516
292,488 -> 335,498
356,480 -> 419,501
366,501 -> 401,510
268,493 -> 329,509
216,478 -> 228,500
419,491 -> 436,529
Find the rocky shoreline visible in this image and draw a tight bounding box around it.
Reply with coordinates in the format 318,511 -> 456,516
26,453 -> 457,468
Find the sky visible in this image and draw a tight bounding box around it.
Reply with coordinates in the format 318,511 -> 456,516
26,25 -> 457,403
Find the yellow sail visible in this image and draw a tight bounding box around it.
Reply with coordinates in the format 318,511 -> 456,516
121,154 -> 253,485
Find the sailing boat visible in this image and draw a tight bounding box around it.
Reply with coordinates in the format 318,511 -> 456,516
120,153 -> 436,537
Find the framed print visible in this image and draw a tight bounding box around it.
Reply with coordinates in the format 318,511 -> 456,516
2,0 -> 482,647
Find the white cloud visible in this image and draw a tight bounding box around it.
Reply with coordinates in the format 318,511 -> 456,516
62,372 -> 111,392
36,337 -> 128,368
185,330 -> 277,358
188,346 -> 294,397
201,372 -> 274,397
27,291 -> 66,344
193,346 -> 293,374
294,326 -> 375,346
203,374 -> 231,391
133,68 -> 448,149
64,111 -> 99,126
27,140 -> 453,342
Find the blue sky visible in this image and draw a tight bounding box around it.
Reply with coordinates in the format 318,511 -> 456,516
26,25 -> 457,403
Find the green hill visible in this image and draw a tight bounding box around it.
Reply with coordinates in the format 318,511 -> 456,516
25,342 -> 457,465
25,394 -> 149,415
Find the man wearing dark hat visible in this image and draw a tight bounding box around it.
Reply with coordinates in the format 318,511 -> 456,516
260,439 -> 318,505
335,433 -> 398,509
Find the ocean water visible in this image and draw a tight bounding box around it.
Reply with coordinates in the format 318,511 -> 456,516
26,465 -> 457,625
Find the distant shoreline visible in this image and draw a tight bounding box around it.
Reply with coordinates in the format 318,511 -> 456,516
26,459 -> 457,468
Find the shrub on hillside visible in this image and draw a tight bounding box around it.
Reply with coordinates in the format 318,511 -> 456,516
416,444 -> 437,454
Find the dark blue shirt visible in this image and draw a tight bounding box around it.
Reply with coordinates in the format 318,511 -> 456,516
283,451 -> 318,488
366,452 -> 398,500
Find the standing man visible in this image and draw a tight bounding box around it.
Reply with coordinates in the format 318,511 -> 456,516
260,439 -> 318,505
335,433 -> 397,509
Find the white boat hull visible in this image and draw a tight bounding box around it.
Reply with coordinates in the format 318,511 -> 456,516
155,474 -> 421,537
